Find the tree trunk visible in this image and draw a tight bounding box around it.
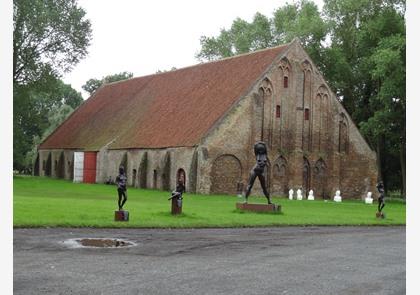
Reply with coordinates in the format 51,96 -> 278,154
376,136 -> 384,184
400,142 -> 405,198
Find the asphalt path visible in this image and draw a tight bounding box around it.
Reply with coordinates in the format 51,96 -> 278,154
14,226 -> 405,295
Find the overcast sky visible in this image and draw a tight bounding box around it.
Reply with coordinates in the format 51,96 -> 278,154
63,0 -> 324,98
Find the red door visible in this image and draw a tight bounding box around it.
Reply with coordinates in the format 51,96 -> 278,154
83,152 -> 97,183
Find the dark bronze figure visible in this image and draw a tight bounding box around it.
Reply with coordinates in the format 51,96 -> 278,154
168,174 -> 185,214
376,181 -> 385,214
244,141 -> 272,204
116,166 -> 127,210
168,178 -> 185,204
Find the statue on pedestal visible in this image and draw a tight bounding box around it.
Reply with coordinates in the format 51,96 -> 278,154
307,190 -> 315,200
244,141 -> 272,204
116,166 -> 127,210
365,192 -> 373,204
296,188 -> 303,200
168,173 -> 185,214
376,181 -> 385,217
288,189 -> 294,200
334,190 -> 342,202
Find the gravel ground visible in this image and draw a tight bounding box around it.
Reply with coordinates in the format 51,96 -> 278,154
14,226 -> 405,295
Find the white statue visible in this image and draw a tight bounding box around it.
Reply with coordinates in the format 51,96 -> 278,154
365,191 -> 373,204
288,189 -> 294,200
334,190 -> 342,202
307,190 -> 315,201
297,188 -> 303,200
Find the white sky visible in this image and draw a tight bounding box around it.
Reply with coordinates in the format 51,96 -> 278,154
63,0 -> 324,98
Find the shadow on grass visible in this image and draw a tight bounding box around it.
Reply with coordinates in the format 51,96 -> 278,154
153,211 -> 200,219
232,209 -> 284,215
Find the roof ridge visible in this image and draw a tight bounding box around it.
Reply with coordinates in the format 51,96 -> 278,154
103,42 -> 291,88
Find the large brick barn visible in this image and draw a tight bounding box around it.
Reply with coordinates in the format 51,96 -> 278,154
36,38 -> 377,199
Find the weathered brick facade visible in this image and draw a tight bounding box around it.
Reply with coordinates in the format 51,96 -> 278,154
37,39 -> 377,199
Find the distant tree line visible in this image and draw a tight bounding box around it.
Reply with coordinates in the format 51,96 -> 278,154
82,71 -> 134,95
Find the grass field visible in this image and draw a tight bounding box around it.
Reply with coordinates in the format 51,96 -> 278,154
13,176 -> 406,227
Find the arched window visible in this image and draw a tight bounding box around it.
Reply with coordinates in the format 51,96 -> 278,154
339,113 -> 349,154
257,78 -> 274,145
153,169 -> 158,189
283,76 -> 288,88
313,86 -> 329,152
314,159 -> 327,199
67,154 -> 74,180
303,157 -> 311,197
119,152 -> 128,173
57,152 -> 65,178
304,108 -> 310,120
276,105 -> 281,118
272,156 -> 288,196
162,152 -> 171,191
210,155 -> 242,195
132,169 -> 137,187
279,58 -> 291,90
176,168 -> 186,188
45,153 -> 52,176
138,152 -> 148,188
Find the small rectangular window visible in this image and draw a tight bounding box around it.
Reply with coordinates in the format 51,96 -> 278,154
304,108 -> 310,120
283,76 -> 288,88
276,105 -> 281,118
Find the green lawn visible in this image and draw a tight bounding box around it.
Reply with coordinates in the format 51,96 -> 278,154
13,176 -> 406,227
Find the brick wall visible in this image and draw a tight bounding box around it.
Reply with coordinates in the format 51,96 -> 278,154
37,42 -> 377,199
201,40 -> 377,199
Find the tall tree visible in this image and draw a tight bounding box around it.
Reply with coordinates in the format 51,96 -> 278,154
25,104 -> 76,172
82,71 -> 134,95
359,33 -> 406,195
272,0 -> 327,69
13,0 -> 91,171
196,0 -> 327,68
323,0 -> 406,194
196,12 -> 276,61
15,79 -> 84,171
13,0 -> 92,84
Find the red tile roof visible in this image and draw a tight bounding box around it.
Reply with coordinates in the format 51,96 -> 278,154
39,44 -> 289,151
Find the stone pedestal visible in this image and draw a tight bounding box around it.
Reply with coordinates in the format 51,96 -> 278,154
171,198 -> 182,215
376,212 -> 385,219
236,203 -> 281,213
115,210 -> 129,221
365,198 -> 373,204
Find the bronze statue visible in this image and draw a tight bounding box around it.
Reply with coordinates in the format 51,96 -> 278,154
244,141 -> 272,204
376,181 -> 385,216
116,166 -> 127,210
168,173 -> 185,214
